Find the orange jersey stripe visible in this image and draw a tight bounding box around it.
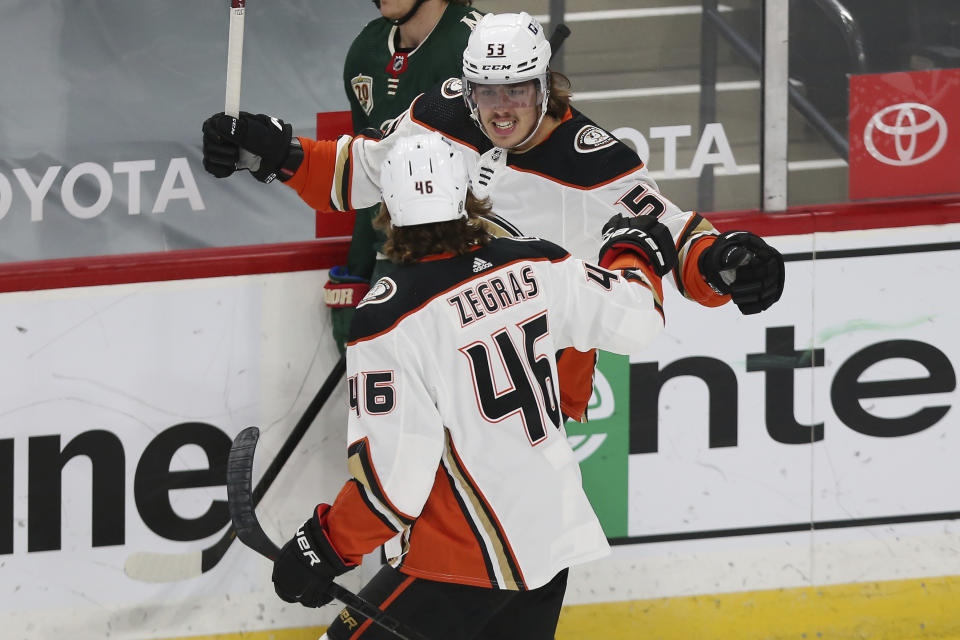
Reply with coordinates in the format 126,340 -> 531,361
285,137 -> 338,212
397,465 -> 500,588
326,480 -> 400,565
602,250 -> 664,302
443,434 -> 526,589
682,236 -> 730,307
348,437 -> 417,523
347,575 -> 416,640
556,347 -> 598,423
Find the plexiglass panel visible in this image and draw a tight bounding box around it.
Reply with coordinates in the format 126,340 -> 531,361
788,0 -> 960,206
484,0 -> 765,214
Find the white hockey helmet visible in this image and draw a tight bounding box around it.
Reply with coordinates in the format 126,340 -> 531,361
462,12 -> 552,147
380,132 -> 469,227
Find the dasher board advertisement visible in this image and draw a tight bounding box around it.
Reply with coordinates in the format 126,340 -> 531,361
2,223 -> 959,639
849,68 -> 960,200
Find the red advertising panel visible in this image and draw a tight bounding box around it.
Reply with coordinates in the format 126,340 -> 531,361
849,69 -> 960,200
315,110 -> 356,238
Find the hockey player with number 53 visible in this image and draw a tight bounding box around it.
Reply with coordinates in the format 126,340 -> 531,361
201,11 -> 785,423
269,132 -> 676,639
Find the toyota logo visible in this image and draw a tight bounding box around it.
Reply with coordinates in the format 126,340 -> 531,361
863,102 -> 948,166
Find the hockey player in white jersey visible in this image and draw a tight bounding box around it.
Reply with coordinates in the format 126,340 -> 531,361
269,132 -> 675,639
201,11 -> 785,423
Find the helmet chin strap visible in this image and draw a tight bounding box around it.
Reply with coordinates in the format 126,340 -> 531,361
372,0 -> 430,26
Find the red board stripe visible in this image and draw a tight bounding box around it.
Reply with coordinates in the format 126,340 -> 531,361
2,196 -> 959,294
0,240 -> 349,294
707,195 -> 960,236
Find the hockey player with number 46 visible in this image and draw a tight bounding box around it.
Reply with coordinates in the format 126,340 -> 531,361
269,132 -> 675,638
201,11 -> 785,423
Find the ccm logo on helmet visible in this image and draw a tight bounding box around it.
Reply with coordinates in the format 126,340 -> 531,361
482,64 -> 512,71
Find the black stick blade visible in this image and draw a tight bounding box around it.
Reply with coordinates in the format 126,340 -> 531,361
548,23 -> 571,59
228,426 -> 281,559
226,428 -> 430,640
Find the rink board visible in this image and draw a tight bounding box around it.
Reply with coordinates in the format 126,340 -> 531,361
153,573 -> 960,640
2,221 -> 960,639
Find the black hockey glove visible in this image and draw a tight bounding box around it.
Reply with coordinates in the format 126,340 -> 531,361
598,213 -> 678,277
698,230 -> 784,315
201,113 -> 240,179
201,111 -> 302,183
272,504 -> 356,608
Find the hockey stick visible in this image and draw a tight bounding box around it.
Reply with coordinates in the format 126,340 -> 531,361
223,0 -> 259,168
124,354 -> 347,582
548,23 -> 571,59
229,427 -> 431,640
224,0 -> 246,118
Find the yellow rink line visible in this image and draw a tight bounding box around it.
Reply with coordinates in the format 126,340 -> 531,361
158,574 -> 960,640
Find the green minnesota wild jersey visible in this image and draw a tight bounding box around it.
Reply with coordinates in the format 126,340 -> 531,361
342,4 -> 484,281
343,4 -> 484,133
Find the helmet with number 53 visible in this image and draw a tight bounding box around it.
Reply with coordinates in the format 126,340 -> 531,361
462,12 -> 552,148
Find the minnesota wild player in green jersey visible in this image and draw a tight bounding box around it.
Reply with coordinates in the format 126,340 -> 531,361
326,0 -> 484,353
345,0 -> 483,132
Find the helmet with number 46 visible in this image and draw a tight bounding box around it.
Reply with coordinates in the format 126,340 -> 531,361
379,132 -> 469,227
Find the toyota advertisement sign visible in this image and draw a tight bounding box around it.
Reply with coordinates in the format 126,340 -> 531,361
849,68 -> 960,200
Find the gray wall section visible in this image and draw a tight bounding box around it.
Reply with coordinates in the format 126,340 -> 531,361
0,0 -> 377,263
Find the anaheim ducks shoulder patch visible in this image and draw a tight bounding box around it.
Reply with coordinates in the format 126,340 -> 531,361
479,212 -> 523,238
441,77 -> 464,99
574,125 -> 617,153
358,277 -> 397,308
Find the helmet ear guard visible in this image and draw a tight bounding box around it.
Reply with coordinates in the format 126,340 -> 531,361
461,12 -> 552,147
379,132 -> 469,227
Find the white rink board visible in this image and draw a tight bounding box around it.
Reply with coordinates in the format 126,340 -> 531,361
606,222 -> 960,600
0,270 -> 355,639
1,223 -> 960,639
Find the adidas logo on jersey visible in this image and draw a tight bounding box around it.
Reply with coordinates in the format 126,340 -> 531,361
472,257 -> 493,272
